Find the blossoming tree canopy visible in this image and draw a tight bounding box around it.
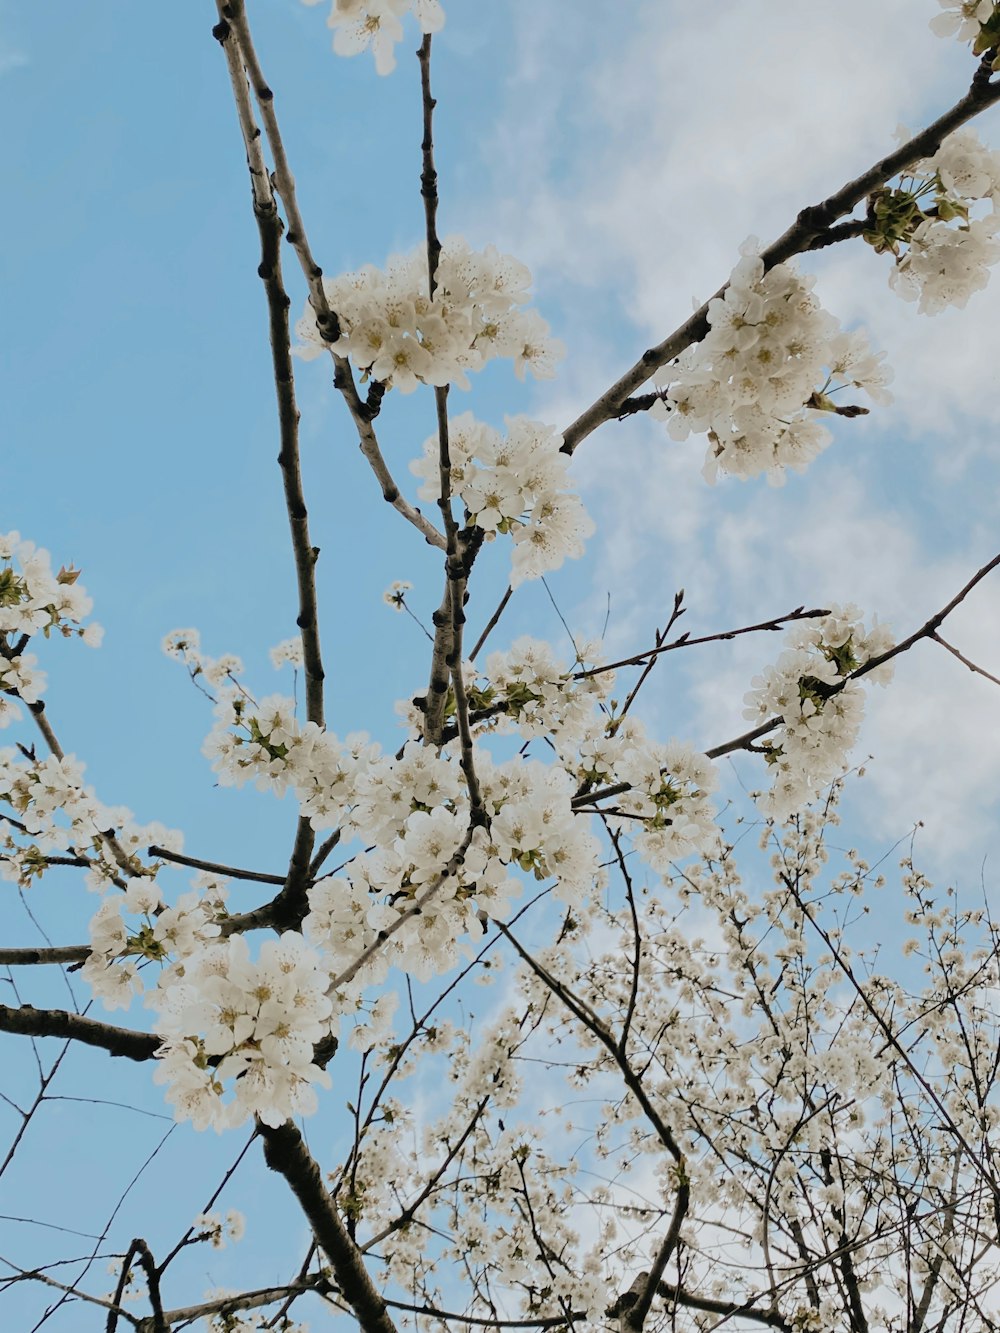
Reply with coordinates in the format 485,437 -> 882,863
3,1 -> 1000,1331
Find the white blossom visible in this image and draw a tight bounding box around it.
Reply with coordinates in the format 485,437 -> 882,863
653,245 -> 890,484
295,240 -> 562,393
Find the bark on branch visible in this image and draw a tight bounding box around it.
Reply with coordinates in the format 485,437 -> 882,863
0,1005 -> 159,1061
259,1119 -> 399,1333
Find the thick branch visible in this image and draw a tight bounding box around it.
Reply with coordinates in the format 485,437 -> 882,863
0,1005 -> 159,1062
259,1120 -> 398,1333
270,814 -> 317,931
141,1278 -> 326,1331
0,945 -> 90,966
656,1280 -> 793,1332
623,1196 -> 689,1332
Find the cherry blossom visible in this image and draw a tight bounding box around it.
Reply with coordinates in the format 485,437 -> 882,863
303,0 -> 444,76
295,240 -> 563,392
652,245 -> 891,484
410,413 -> 593,583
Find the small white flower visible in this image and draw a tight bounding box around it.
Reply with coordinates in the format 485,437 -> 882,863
383,580 -> 412,611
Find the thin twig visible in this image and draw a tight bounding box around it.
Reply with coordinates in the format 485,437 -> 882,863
148,844 -> 286,886
0,1254 -> 140,1326
930,631 -> 1000,689
575,605 -> 830,679
609,589 -> 686,732
470,586 -> 513,662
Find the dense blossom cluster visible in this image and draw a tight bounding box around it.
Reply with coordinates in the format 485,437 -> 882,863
295,239 -> 563,392
152,933 -> 335,1130
82,875 -> 228,1010
203,688 -> 376,829
410,413 -> 594,583
743,605 -> 894,819
652,246 -> 892,484
291,781 -> 1000,1332
303,0 -> 445,76
878,130 -> 1000,313
480,636 -> 614,741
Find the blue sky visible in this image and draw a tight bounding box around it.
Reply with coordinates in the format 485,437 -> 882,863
4,0 -> 1000,1326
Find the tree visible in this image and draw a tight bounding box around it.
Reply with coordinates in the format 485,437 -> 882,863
3,1 -> 1000,1329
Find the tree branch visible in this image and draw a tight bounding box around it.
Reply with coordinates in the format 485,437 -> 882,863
258,1119 -> 398,1333
140,1277 -> 327,1331
560,58 -> 1000,455
147,843 -> 286,885
213,8 -> 326,729
0,1005 -> 159,1062
220,0 -> 446,551
575,604 -> 830,679
931,631 -> 1000,689
0,945 -> 90,967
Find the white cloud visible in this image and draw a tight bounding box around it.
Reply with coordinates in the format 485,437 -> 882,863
474,1 -> 966,324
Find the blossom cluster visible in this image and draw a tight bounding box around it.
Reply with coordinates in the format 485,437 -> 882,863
0,531 -> 102,645
479,635 -> 615,742
0,532 -> 102,727
202,689 -> 376,830
82,875 -> 228,1010
268,635 -> 303,671
304,751 -> 599,985
454,639 -> 717,869
0,747 -> 181,891
295,239 -> 563,392
880,130 -> 1000,314
193,1208 -> 245,1249
581,724 -> 719,871
410,413 -> 594,583
742,605 -> 894,820
652,246 -> 891,484
303,0 -> 445,76
162,627 -> 245,690
152,933 -> 335,1131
